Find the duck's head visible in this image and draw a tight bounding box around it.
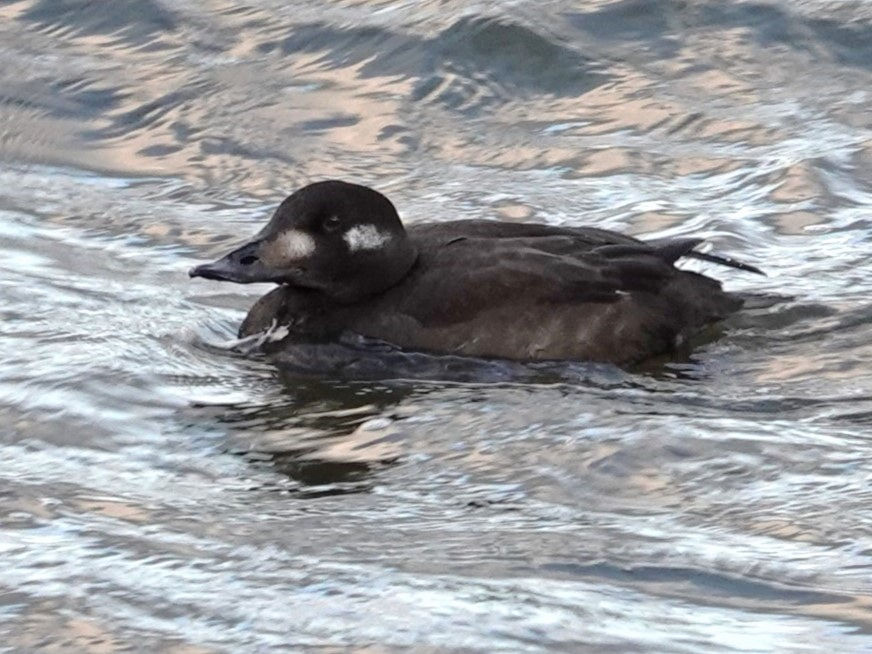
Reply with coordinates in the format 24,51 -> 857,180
189,180 -> 418,303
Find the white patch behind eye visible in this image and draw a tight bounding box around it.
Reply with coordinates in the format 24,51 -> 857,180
343,224 -> 392,252
275,230 -> 316,260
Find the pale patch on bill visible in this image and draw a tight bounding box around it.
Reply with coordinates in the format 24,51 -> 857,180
343,224 -> 391,252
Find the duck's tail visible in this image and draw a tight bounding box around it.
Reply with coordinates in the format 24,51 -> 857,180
643,237 -> 765,275
686,249 -> 765,275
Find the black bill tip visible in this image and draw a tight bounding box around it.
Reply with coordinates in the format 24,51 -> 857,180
188,263 -> 228,281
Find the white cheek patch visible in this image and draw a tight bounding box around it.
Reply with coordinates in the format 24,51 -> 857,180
274,230 -> 316,260
343,224 -> 392,252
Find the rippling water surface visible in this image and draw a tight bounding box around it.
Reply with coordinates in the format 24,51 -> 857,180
2,0 -> 872,651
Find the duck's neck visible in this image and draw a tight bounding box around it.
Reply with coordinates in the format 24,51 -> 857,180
322,238 -> 419,304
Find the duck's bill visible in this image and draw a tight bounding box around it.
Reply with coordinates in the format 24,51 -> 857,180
189,240 -> 283,284
188,259 -> 264,283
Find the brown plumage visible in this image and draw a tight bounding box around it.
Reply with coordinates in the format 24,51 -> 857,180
191,181 -> 761,366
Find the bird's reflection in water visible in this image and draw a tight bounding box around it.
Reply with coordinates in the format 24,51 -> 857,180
197,328 -> 752,497
196,355 -> 420,497
191,334 -> 674,495
194,336 -> 550,497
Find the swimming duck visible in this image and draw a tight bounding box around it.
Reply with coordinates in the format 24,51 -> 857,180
190,180 -> 761,365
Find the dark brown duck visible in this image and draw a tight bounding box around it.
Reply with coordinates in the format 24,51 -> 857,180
190,180 -> 762,365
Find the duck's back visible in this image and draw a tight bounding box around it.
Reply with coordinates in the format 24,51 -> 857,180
326,221 -> 743,364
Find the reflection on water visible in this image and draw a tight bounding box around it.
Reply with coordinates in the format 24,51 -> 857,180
2,0 -> 872,651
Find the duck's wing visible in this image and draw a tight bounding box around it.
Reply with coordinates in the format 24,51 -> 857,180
409,221 -> 764,275
397,233 -> 706,327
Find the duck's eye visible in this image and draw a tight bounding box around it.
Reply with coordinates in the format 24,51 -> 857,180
323,215 -> 342,232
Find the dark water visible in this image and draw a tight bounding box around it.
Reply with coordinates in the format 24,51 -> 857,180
2,0 -> 872,651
